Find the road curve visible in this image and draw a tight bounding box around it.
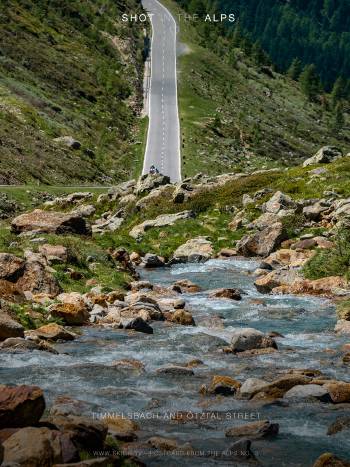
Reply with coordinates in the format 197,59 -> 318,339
141,0 -> 181,182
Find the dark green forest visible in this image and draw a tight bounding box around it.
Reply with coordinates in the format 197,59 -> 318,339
178,0 -> 350,90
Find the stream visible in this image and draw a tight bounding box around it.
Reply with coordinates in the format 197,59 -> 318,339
1,258 -> 350,466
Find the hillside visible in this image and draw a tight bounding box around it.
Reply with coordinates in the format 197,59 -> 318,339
0,0 -> 146,185
169,0 -> 350,178
184,0 -> 350,90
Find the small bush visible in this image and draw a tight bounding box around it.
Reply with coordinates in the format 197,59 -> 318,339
303,229 -> 350,280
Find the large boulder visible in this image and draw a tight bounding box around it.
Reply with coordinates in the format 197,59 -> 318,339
255,269 -> 302,294
0,385 -> 45,428
0,311 -> 24,341
0,253 -> 25,281
129,211 -> 195,239
237,222 -> 285,257
136,173 -> 170,195
11,209 -> 91,235
231,328 -> 277,353
49,414 -> 107,451
303,146 -> 343,167
172,237 -> 213,263
273,276 -> 348,297
17,261 -> 61,296
2,426 -> 78,466
50,303 -> 89,326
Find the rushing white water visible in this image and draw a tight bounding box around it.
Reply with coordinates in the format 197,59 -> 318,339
1,258 -> 349,466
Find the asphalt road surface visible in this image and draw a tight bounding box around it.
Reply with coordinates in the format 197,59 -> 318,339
142,0 -> 181,182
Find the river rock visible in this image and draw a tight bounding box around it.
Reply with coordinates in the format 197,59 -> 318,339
0,337 -> 57,353
49,303 -> 89,325
335,320 -> 350,334
324,382 -> 350,403
312,453 -> 350,467
136,173 -> 170,195
336,301 -> 350,320
130,211 -> 194,239
252,375 -> 311,400
121,317 -> 153,334
284,384 -> 330,401
226,420 -> 279,439
264,249 -> 314,268
0,311 -> 24,341
172,237 -> 213,263
239,378 -> 268,398
156,365 -> 194,376
303,146 -> 343,167
171,309 -> 195,326
49,414 -> 107,450
0,385 -> 45,428
11,209 -> 91,235
147,436 -> 178,451
0,253 -> 25,281
130,280 -> 153,292
104,415 -> 139,442
142,253 -> 165,268
172,279 -> 201,293
236,222 -> 285,257
231,328 -> 277,353
327,416 -> 350,435
209,288 -> 241,300
208,376 -> 241,396
227,438 -> 256,460
274,276 -> 348,297
0,279 -> 25,302
27,323 -> 76,341
2,426 -> 78,466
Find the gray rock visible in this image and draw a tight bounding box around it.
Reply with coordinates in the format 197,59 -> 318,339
136,173 -> 170,195
303,146 -> 343,167
236,222 -> 285,257
172,237 -> 213,263
239,378 -> 268,398
0,311 -> 24,341
129,211 -> 195,239
53,135 -> 81,149
284,384 -> 330,401
156,365 -> 194,376
142,253 -> 165,268
231,328 -> 277,353
121,317 -> 153,334
262,191 -> 297,214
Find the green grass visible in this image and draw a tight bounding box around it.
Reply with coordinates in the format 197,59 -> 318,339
0,0 -> 145,184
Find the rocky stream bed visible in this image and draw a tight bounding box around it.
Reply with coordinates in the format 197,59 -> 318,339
1,257 -> 350,466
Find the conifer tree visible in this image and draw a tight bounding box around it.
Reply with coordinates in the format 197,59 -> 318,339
299,64 -> 321,101
287,58 -> 302,80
